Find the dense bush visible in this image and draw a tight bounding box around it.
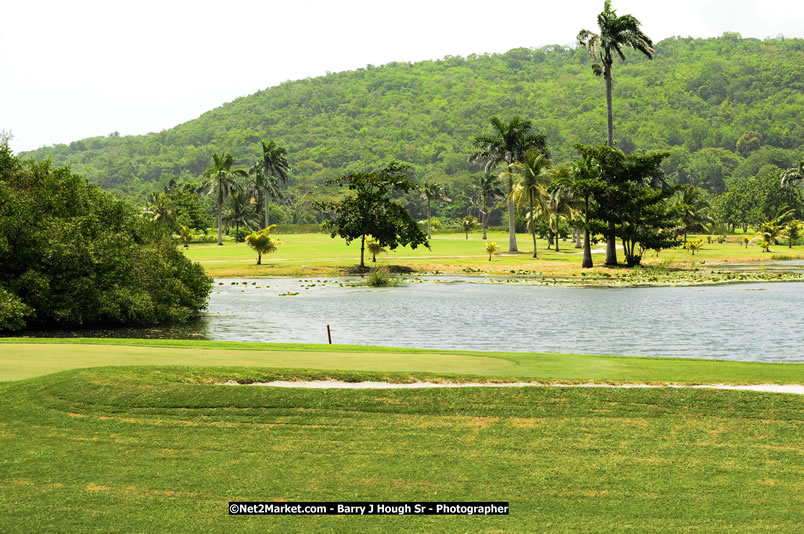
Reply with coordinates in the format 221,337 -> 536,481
0,145 -> 212,331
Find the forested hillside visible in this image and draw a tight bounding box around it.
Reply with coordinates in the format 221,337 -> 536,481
24,34 -> 803,220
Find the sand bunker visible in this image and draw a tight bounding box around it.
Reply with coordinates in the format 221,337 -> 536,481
223,380 -> 804,394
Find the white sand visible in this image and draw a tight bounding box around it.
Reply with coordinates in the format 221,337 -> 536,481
222,380 -> 804,394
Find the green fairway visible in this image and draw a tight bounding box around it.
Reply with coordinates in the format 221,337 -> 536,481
0,366 -> 801,533
180,231 -> 804,278
1,338 -> 802,384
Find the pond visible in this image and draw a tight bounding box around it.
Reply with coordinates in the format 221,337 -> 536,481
23,277 -> 802,363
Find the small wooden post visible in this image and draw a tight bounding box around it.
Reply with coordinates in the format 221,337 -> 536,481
327,325 -> 332,344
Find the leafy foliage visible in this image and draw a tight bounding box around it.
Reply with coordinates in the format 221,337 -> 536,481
23,36 -> 801,211
0,145 -> 212,331
245,225 -> 281,265
319,161 -> 429,267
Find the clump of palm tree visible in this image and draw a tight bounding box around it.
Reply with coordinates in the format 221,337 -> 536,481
198,152 -> 248,245
470,116 -> 549,252
752,206 -> 795,253
245,225 -> 281,265
223,190 -> 260,242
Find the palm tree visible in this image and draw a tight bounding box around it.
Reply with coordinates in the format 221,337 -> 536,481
199,152 -> 248,245
142,192 -> 177,231
245,225 -> 281,265
782,220 -> 803,248
674,184 -> 713,242
753,206 -> 796,252
471,173 -> 505,240
506,149 -> 552,258
553,156 -> 604,268
781,161 -> 803,188
458,215 -> 479,239
485,241 -> 499,261
543,185 -> 579,252
255,140 -> 290,228
470,116 -> 548,252
250,165 -> 284,228
222,190 -> 260,243
577,0 -> 654,147
420,182 -> 450,239
366,238 -> 387,262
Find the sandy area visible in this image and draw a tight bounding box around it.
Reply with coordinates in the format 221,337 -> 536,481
223,380 -> 804,395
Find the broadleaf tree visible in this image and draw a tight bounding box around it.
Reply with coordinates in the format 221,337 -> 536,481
318,161 -> 429,268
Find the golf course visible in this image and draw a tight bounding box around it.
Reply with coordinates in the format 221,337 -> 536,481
1,338 -> 802,532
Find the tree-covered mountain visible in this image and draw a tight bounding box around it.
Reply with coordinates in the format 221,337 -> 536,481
23,34 -> 803,210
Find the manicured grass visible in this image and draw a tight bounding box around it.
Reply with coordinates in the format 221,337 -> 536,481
181,231 -> 804,279
0,366 -> 801,532
1,338 -> 802,384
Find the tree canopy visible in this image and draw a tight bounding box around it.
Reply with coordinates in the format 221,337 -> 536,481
319,161 -> 429,268
0,144 -> 212,331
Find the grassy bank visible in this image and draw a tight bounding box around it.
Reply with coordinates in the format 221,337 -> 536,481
181,231 -> 804,280
1,338 -> 802,384
0,366 -> 801,532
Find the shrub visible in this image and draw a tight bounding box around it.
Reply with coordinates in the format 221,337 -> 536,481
365,268 -> 402,287
0,145 -> 212,331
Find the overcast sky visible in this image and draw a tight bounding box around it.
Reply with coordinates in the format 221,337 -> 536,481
2,0 -> 801,152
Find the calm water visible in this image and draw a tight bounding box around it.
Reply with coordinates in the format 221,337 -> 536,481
14,277 -> 804,363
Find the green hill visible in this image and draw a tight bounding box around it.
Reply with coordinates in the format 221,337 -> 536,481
23,34 -> 804,211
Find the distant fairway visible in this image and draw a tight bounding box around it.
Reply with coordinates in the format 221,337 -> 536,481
181,231 -> 804,277
0,365 -> 802,533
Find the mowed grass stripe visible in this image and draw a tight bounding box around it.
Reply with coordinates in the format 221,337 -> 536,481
0,367 -> 801,533
0,339 -> 802,384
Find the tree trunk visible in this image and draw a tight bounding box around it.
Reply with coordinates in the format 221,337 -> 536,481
507,176 -> 518,252
555,231 -> 560,252
482,198 -> 488,239
264,189 -> 270,228
575,227 -> 582,248
582,229 -> 593,268
605,66 -> 614,148
360,234 -> 366,268
582,197 -> 593,268
529,192 -> 537,258
257,252 -> 262,265
605,221 -> 617,266
427,199 -> 432,240
217,186 -> 223,246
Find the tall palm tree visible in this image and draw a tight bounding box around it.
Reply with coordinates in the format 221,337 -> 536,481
249,165 -> 284,227
256,139 -> 290,228
198,152 -> 248,245
420,182 -> 451,239
506,149 -> 552,258
470,116 -> 548,252
471,173 -> 505,240
577,0 -> 654,148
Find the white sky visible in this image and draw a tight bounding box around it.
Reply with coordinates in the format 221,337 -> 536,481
2,0 -> 801,152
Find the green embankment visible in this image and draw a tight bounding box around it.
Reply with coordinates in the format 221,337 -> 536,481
0,366 -> 801,532
1,338 -> 801,384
